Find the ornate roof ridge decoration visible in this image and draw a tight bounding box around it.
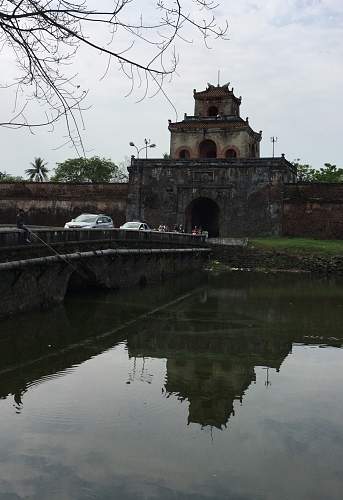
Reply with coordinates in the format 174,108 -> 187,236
193,83 -> 242,103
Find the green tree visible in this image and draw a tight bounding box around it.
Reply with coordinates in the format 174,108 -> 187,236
0,171 -> 24,182
25,157 -> 49,182
292,160 -> 343,183
52,156 -> 120,183
312,163 -> 343,182
292,160 -> 315,182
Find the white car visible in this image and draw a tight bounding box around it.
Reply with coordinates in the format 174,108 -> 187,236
64,214 -> 114,229
120,221 -> 150,231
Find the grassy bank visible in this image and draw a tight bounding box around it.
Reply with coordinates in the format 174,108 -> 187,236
249,237 -> 343,256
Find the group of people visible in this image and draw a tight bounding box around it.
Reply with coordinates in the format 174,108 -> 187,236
158,224 -> 184,233
191,226 -> 202,235
157,223 -> 206,236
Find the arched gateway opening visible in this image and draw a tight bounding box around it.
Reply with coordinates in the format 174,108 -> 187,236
186,197 -> 220,237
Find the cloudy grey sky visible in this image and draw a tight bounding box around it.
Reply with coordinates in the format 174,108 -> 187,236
2,0 -> 343,177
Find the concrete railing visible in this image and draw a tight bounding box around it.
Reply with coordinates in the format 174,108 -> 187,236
0,227 -> 207,248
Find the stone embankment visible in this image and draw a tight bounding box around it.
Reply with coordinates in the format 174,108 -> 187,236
210,244 -> 343,275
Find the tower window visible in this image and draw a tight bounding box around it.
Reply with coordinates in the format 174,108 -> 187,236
225,148 -> 237,158
208,106 -> 219,117
199,140 -> 217,159
179,149 -> 190,159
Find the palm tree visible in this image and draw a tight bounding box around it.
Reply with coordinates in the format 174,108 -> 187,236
25,157 -> 49,182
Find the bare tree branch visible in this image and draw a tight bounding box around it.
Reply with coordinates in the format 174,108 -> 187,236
0,0 -> 228,152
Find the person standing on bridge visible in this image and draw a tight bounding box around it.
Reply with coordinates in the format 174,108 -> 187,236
16,209 -> 31,243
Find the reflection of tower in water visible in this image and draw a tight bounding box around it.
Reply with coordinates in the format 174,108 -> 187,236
127,287 -> 292,430
165,357 -> 255,429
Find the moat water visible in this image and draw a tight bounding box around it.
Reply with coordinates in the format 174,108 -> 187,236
1,272 -> 343,500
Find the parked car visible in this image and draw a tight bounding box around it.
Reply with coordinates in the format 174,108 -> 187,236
120,221 -> 150,231
64,214 -> 114,229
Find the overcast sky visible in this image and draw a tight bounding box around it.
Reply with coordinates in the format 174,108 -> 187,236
2,0 -> 343,177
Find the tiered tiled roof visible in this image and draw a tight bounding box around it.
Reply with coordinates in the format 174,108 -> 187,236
193,83 -> 242,103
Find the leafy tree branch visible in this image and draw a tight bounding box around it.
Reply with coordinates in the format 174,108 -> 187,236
293,160 -> 343,183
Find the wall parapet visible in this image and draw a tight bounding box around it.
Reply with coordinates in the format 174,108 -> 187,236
0,181 -> 128,200
129,156 -> 296,173
0,227 -> 206,250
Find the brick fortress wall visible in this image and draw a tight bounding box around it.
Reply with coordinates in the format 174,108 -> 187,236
0,182 -> 128,227
2,179 -> 343,238
283,184 -> 343,239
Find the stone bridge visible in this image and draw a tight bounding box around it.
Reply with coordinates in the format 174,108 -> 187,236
0,228 -> 210,318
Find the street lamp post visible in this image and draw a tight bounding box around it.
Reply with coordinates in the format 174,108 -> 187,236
129,142 -> 139,157
129,139 -> 156,159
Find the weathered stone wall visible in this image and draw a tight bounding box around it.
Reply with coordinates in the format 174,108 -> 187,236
283,184 -> 343,239
127,157 -> 296,237
0,182 -> 128,227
